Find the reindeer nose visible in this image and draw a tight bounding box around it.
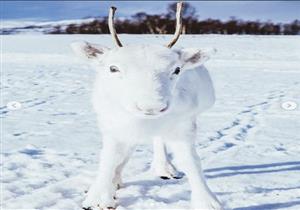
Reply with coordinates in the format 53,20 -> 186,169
136,102 -> 169,115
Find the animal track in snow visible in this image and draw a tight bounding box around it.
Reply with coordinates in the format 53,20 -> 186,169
205,90 -> 286,153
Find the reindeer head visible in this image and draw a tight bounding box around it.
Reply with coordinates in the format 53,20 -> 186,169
71,2 -> 213,118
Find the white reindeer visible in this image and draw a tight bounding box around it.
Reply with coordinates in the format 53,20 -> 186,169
71,2 -> 222,210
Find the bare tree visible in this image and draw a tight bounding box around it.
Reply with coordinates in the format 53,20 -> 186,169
167,2 -> 197,34
167,2 -> 196,19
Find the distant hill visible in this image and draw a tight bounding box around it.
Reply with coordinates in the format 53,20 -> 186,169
1,18 -> 97,35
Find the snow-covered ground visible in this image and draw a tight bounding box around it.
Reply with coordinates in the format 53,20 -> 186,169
1,35 -> 300,210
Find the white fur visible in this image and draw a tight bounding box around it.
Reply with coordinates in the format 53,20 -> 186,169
71,42 -> 222,210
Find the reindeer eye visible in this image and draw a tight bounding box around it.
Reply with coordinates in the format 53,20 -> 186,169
173,67 -> 181,75
110,65 -> 120,73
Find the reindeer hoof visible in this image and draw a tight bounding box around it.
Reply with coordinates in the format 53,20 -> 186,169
160,176 -> 170,180
82,207 -> 92,210
160,172 -> 184,180
82,205 -> 116,210
172,171 -> 184,179
160,175 -> 183,180
172,175 -> 183,179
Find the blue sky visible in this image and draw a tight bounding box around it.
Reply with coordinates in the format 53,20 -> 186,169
2,1 -> 300,23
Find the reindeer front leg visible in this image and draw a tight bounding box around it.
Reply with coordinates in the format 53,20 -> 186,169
169,141 -> 223,210
82,139 -> 133,210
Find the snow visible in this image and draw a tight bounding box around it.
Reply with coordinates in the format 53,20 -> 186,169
1,35 -> 300,210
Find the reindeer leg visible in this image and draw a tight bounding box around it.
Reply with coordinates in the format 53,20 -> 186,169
170,141 -> 223,210
82,140 -> 133,210
151,137 -> 183,179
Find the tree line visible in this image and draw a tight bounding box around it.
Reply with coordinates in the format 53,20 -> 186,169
50,3 -> 300,35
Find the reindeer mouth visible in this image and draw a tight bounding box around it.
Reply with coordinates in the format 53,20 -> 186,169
135,102 -> 169,117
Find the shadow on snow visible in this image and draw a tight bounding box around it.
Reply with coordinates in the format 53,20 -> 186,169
204,161 -> 300,178
205,161 -> 300,210
233,200 -> 300,210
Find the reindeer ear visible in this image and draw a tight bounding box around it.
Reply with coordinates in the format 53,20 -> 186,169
70,41 -> 109,60
179,48 -> 216,70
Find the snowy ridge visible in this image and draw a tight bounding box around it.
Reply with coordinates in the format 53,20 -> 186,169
1,18 -> 97,35
2,35 -> 300,209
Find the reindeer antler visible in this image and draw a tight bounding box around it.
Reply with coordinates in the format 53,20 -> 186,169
108,6 -> 123,47
166,2 -> 183,48
108,2 -> 183,48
